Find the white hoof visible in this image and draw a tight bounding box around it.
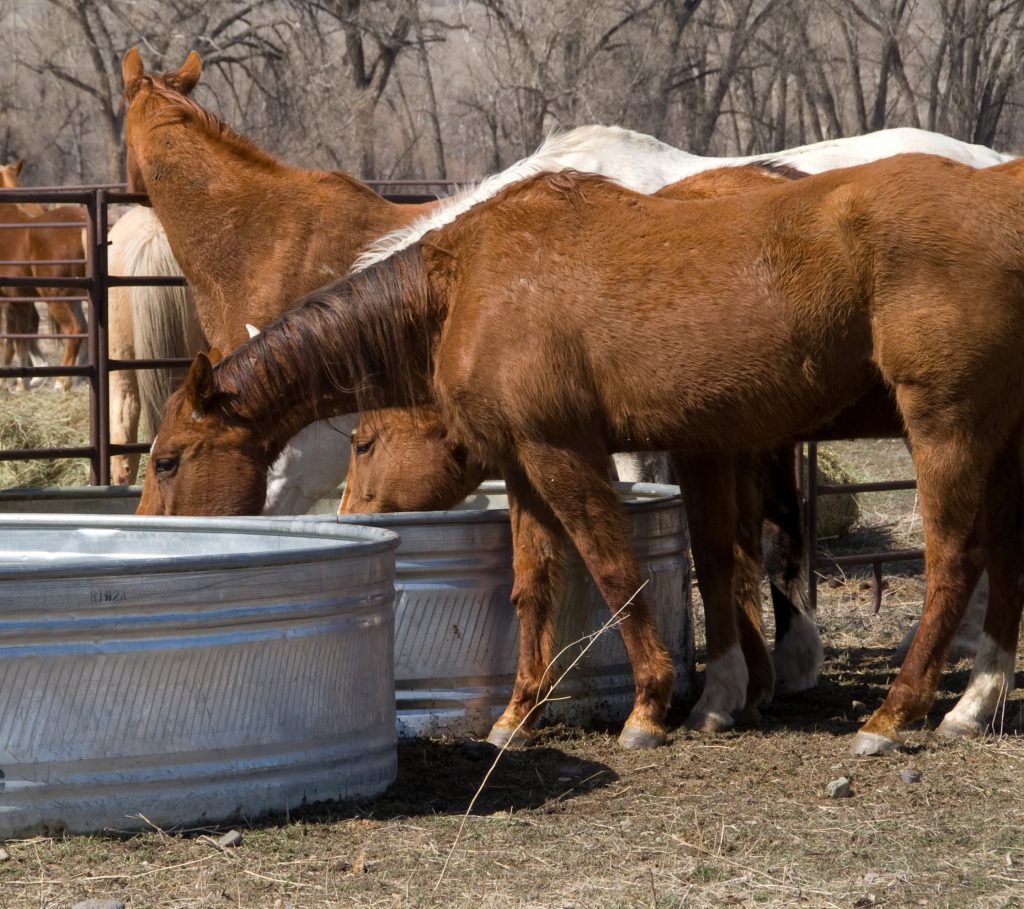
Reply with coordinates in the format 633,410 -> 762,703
850,730 -> 899,756
936,717 -> 983,739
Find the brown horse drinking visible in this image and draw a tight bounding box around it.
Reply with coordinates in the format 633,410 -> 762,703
139,156 -> 1024,757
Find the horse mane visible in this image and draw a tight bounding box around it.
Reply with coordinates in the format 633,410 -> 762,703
745,159 -> 809,180
131,77 -> 286,174
350,126 -> 678,273
214,244 -> 439,432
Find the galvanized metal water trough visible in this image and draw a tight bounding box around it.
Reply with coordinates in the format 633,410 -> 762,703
0,481 -> 692,740
0,515 -> 398,838
280,480 -> 692,738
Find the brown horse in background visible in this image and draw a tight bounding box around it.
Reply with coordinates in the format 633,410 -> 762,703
0,160 -> 88,391
138,155 -> 1024,757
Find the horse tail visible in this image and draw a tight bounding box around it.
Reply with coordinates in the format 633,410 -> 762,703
760,446 -> 824,692
109,206 -> 207,439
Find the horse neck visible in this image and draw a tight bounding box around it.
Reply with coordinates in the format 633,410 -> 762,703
0,171 -> 47,216
136,120 -> 432,351
216,246 -> 440,458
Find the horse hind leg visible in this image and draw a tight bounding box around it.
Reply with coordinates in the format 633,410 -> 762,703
674,451 -> 775,732
936,430 -> 1024,739
760,446 -> 823,692
852,428 -> 991,755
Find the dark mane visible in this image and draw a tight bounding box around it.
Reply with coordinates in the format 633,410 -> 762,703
214,244 -> 440,432
749,159 -> 809,180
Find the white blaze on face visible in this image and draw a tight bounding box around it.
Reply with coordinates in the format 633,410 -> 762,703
246,323 -> 260,338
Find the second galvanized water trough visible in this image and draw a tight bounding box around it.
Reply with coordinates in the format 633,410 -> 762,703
315,480 -> 693,738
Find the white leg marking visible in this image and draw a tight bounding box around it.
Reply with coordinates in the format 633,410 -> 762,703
939,632 -> 1015,738
892,572 -> 988,665
686,642 -> 748,732
774,609 -> 824,693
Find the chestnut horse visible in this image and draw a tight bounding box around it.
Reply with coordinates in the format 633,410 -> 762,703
121,49 -> 1009,514
0,163 -> 88,392
139,157 -> 1024,758
341,165 -> 831,706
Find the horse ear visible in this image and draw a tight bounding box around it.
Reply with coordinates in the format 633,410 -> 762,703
183,352 -> 218,416
122,48 -> 144,91
207,347 -> 223,364
172,51 -> 203,95
12,159 -> 23,176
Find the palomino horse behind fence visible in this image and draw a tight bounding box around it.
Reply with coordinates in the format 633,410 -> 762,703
138,156 -> 1024,758
121,48 -> 1009,515
107,205 -> 206,485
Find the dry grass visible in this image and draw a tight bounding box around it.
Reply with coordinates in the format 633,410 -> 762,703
1,439 -> 1022,909
0,384 -> 91,487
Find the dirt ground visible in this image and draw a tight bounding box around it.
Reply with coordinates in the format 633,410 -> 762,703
2,441 -> 1023,909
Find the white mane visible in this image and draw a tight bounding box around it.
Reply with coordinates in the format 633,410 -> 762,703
350,125 -> 709,273
351,124 -> 1014,274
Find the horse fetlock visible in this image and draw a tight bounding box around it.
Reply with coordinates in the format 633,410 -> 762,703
687,643 -> 747,733
938,632 -> 1015,736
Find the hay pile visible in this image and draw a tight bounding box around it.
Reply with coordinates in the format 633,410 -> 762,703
0,385 -> 91,487
815,444 -> 860,538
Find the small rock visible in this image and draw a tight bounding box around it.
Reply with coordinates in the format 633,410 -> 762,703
216,829 -> 243,849
0,848 -> 9,862
71,900 -> 125,909
900,767 -> 922,784
826,776 -> 852,798
827,576 -> 843,589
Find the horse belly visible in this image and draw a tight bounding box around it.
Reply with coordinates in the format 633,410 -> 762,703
599,294 -> 875,453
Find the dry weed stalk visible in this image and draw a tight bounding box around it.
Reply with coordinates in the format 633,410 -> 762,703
433,581 -> 649,893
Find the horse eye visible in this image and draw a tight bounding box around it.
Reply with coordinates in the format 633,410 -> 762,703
154,457 -> 179,476
354,439 -> 374,457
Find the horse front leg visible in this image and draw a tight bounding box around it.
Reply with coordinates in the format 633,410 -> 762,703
47,299 -> 84,392
937,432 -> 1024,739
487,465 -> 568,747
852,433 -> 990,755
513,441 -> 674,748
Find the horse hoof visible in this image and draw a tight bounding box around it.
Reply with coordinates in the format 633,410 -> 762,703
937,717 -> 982,740
685,706 -> 734,734
618,724 -> 667,749
486,723 -> 532,749
850,730 -> 899,756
